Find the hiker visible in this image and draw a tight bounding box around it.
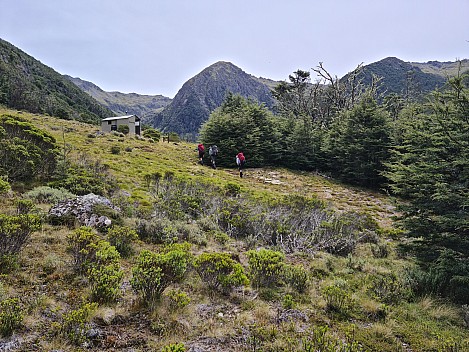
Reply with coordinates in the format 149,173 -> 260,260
209,145 -> 218,169
236,151 -> 246,178
197,143 -> 205,165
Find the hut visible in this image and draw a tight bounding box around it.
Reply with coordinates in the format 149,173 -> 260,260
101,115 -> 141,135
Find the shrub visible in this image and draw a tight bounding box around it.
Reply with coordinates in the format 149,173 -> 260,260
49,162 -> 117,196
106,225 -> 138,257
284,264 -> 309,293
60,302 -> 98,345
88,242 -> 123,303
110,145 -> 121,154
161,343 -> 186,352
0,114 -> 59,182
117,125 -> 129,135
0,177 -> 11,195
136,218 -> 177,244
366,272 -> 412,304
321,284 -> 354,315
282,294 -> 295,309
15,198 -> 36,214
371,241 -> 390,258
0,254 -> 19,274
165,289 -> 190,311
247,248 -> 285,288
24,186 -> 75,204
131,247 -> 190,306
0,213 -> 41,257
194,252 -> 249,294
66,226 -> 101,273
0,298 -> 23,337
142,127 -> 161,142
224,182 -> 241,197
213,231 -> 230,245
302,325 -> 363,352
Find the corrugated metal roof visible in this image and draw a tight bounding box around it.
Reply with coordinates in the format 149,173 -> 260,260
102,115 -> 137,121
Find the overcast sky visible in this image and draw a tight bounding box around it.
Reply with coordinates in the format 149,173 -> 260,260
1,0 -> 468,98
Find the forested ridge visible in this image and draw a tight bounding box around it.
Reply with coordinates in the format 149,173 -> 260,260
0,38 -> 112,123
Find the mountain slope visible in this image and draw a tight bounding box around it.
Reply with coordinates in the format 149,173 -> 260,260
0,38 -> 112,124
349,57 -> 448,99
151,61 -> 277,138
411,58 -> 469,78
65,76 -> 171,123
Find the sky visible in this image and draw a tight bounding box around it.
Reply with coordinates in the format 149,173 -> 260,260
1,0 -> 468,98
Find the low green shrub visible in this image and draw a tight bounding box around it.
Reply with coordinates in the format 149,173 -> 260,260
0,298 -> 23,337
106,225 -> 138,257
284,264 -> 309,293
0,177 -> 11,195
302,325 -> 364,352
0,213 -> 41,257
142,127 -> 161,142
66,226 -> 101,273
366,271 -> 412,304
194,252 -> 249,294
131,247 -> 191,306
110,145 -> 121,154
247,248 -> 285,288
161,343 -> 185,352
0,254 -> 19,274
15,198 -> 36,214
371,241 -> 390,258
165,289 -> 190,311
60,302 -> 98,345
117,125 -> 129,135
136,218 -> 177,244
224,182 -> 241,197
282,294 -> 295,309
24,186 -> 75,204
88,242 -> 123,303
321,284 -> 354,316
49,163 -> 117,196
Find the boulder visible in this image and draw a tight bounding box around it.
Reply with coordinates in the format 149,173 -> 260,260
48,193 -> 119,228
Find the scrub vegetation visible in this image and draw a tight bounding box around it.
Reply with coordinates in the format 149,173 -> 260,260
0,65 -> 468,351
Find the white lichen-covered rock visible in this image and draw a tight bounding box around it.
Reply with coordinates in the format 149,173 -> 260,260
48,193 -> 120,228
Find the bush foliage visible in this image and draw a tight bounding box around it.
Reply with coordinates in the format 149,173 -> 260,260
194,252 -> 249,294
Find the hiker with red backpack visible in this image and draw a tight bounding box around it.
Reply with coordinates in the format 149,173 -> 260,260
197,144 -> 205,165
236,151 -> 246,178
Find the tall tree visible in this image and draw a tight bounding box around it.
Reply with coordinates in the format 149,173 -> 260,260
385,74 -> 469,302
199,94 -> 280,167
325,95 -> 392,188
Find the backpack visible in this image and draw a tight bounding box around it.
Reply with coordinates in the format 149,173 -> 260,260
198,144 -> 205,152
210,145 -> 218,156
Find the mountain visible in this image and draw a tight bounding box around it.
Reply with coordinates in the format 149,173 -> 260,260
348,57 -> 469,99
0,38 -> 112,124
411,59 -> 469,78
150,61 -> 277,138
65,76 -> 171,123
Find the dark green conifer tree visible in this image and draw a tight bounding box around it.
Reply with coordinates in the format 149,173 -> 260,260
385,75 -> 469,302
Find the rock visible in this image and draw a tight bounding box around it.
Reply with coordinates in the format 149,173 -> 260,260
48,193 -> 120,228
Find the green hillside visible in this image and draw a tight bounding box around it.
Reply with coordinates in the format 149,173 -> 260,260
1,107 -> 468,351
65,75 -> 172,123
0,39 -> 112,124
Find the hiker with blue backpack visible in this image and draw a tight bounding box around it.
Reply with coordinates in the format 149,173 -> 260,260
209,145 -> 218,169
